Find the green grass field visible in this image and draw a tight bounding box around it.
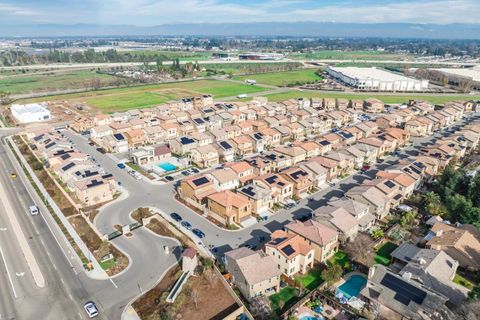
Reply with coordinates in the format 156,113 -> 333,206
21,79 -> 268,112
295,267 -> 324,291
263,91 -> 480,105
269,286 -> 298,313
0,70 -> 117,94
233,69 -> 323,86
122,50 -> 212,61
374,242 -> 398,266
289,50 -> 412,61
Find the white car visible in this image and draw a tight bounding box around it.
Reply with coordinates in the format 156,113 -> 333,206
83,301 -> 99,318
29,205 -> 39,216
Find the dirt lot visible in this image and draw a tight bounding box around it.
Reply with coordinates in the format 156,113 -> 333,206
133,264 -> 238,320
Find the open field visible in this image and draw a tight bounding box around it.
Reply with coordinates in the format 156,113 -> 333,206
233,69 -> 323,86
263,91 -> 480,105
21,79 -> 268,112
122,50 -> 212,61
201,62 -> 303,76
289,50 -> 413,61
0,70 -> 118,94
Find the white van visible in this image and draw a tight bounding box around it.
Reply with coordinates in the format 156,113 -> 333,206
29,205 -> 39,216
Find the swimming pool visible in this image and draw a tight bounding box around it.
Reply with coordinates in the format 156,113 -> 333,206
157,162 -> 177,171
336,275 -> 367,299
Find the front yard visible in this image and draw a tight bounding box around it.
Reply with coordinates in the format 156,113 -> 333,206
374,242 -> 398,266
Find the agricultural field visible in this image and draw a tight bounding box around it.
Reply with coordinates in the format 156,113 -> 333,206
22,79 -> 268,112
233,69 -> 323,87
201,62 -> 303,76
122,50 -> 212,61
0,70 -> 118,94
289,50 -> 413,61
262,91 -> 480,105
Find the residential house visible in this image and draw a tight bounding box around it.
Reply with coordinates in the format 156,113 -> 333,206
346,185 -> 391,219
364,98 -> 384,113
285,219 -> 339,263
224,248 -> 281,300
225,161 -> 256,184
300,160 -> 328,188
237,182 -> 272,216
73,175 -> 116,206
281,167 -> 314,199
329,198 -> 376,231
426,222 -> 480,270
264,230 -> 315,277
179,175 -> 216,205
208,168 -> 240,191
216,140 -> 235,162
131,145 -> 171,166
189,145 -> 219,168
254,173 -> 293,205
376,171 -> 416,198
206,190 -> 252,225
231,135 -> 254,157
314,206 -> 359,242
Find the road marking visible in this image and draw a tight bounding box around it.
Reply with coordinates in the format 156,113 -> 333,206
109,278 -> 118,289
15,272 -> 25,277
0,246 -> 18,298
0,227 -> 6,231
60,278 -> 65,284
72,267 -> 78,275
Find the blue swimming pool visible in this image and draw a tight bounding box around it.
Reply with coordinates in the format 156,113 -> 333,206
336,275 -> 367,299
157,162 -> 177,171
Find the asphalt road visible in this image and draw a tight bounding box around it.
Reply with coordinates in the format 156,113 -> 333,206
0,132 -> 181,320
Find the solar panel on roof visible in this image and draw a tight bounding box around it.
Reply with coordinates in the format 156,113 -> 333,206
281,244 -> 295,256
45,142 -> 56,149
319,140 -> 330,146
61,162 -> 75,171
113,133 -> 124,141
87,179 -> 104,188
193,118 -> 204,124
410,166 -> 421,175
384,180 -> 396,188
219,141 -> 232,150
180,137 -> 195,145
192,177 -> 209,186
413,162 -> 425,169
265,176 -> 277,184
380,273 -> 427,306
241,186 -> 256,197
60,153 -> 71,160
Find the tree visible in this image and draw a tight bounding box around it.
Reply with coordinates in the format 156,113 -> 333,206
321,264 -> 343,286
468,284 -> 480,299
371,228 -> 384,240
424,192 -> 444,216
344,233 -> 375,267
400,211 -> 417,227
0,91 -> 11,105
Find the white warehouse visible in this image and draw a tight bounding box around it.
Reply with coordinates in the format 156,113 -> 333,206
11,103 -> 52,123
327,66 -> 429,92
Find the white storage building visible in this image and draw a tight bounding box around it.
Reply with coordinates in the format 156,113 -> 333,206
11,103 -> 52,123
327,66 -> 429,92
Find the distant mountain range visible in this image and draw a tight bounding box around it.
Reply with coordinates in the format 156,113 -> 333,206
1,22 -> 479,39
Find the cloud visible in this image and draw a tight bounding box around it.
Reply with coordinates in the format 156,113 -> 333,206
4,0 -> 480,25
0,2 -> 38,16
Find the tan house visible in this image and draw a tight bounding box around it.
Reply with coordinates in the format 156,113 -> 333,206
314,206 -> 359,243
281,167 -> 314,198
346,185 -> 391,219
264,230 -> 315,277
364,98 -> 384,113
189,145 -> 219,168
73,175 -> 116,206
224,248 -> 281,301
225,161 -> 256,184
237,183 -> 272,215
254,173 -> 293,204
231,135 -> 254,156
206,190 -> 252,225
124,129 -> 147,148
179,175 -> 216,205
405,119 -> 431,137
426,222 -> 480,270
285,219 -> 339,263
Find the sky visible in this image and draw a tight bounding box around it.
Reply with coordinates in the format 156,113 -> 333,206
1,0 -> 479,26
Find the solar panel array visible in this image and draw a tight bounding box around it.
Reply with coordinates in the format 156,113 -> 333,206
281,244 -> 295,256
113,133 -> 125,141
180,137 -> 195,145
380,273 -> 427,306
241,186 -> 256,197
219,141 -> 232,150
61,162 -> 75,171
192,177 -> 209,186
384,180 -> 396,188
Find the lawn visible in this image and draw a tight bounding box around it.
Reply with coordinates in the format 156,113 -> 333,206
233,69 -> 323,86
99,258 -> 116,270
289,50 -> 412,61
21,79 -> 268,112
328,251 -> 352,272
0,70 -> 117,94
453,274 -> 475,289
374,242 -> 398,266
295,267 -> 324,291
262,91 -> 480,105
269,286 -> 298,313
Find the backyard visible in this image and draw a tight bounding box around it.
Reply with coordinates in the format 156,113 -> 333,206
373,241 -> 398,266
328,251 -> 352,272
233,69 -> 323,87
269,286 -> 299,314
21,79 -> 268,112
295,266 -> 324,291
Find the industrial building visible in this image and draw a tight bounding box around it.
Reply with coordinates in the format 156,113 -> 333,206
327,66 -> 429,92
431,67 -> 480,91
238,52 -> 284,61
10,103 -> 52,123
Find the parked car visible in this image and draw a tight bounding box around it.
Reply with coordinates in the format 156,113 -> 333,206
83,301 -> 99,318
164,175 -> 174,182
170,212 -> 182,222
10,173 -> 17,179
117,163 -> 126,169
96,147 -> 106,154
181,221 -> 192,230
29,205 -> 39,216
192,228 -> 205,238
190,168 -> 200,174
181,171 -> 190,176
